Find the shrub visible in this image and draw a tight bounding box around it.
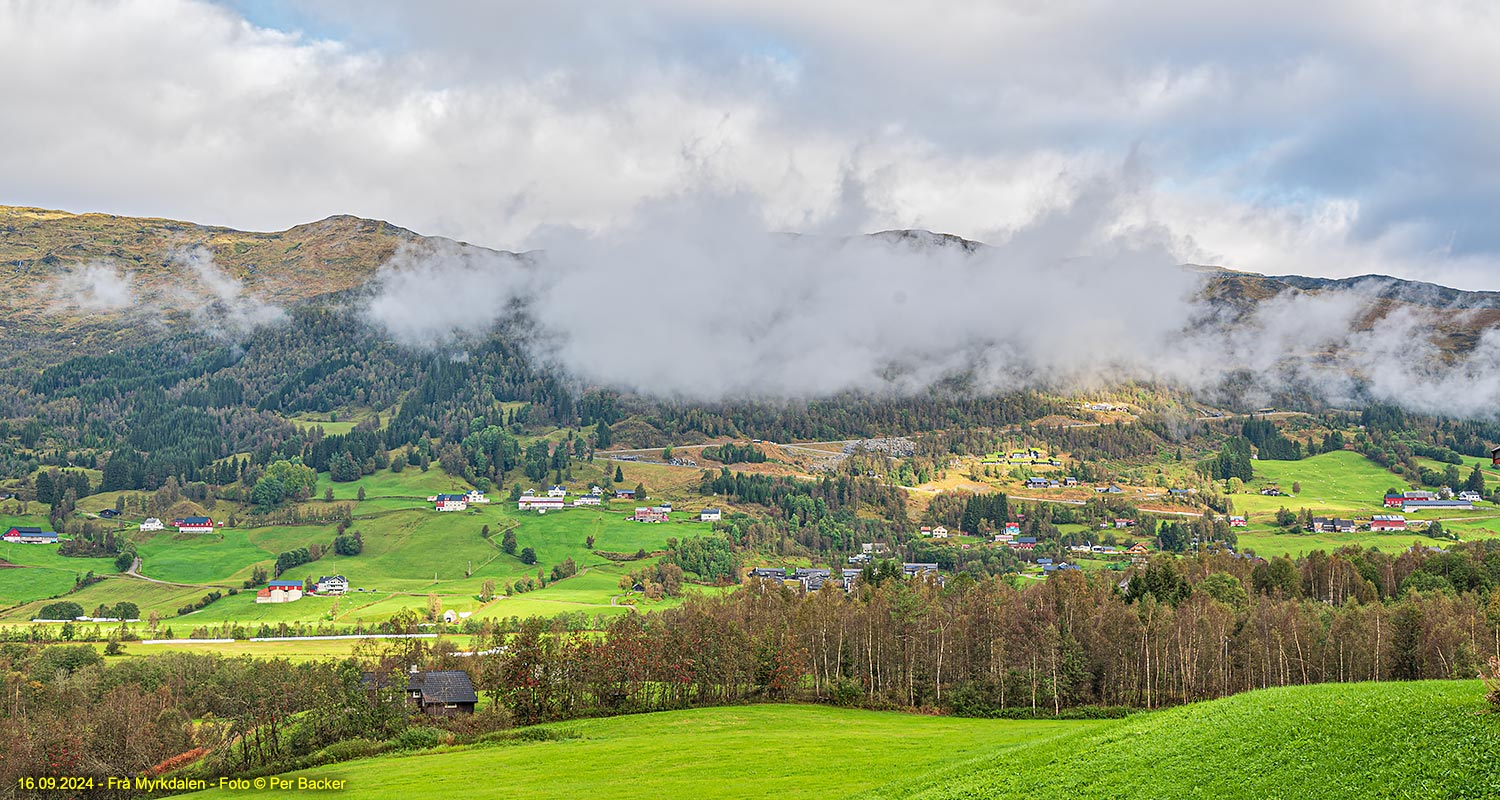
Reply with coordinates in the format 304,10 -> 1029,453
39,601 -> 84,620
390,727 -> 444,751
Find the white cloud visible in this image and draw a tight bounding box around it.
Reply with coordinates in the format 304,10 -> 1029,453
40,261 -> 137,312
2,0 -> 1499,290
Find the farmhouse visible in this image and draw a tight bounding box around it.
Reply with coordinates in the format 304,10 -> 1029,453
1024,477 -> 1050,489
315,575 -> 348,595
406,670 -> 478,716
2,526 -> 57,544
175,516 -> 215,533
614,489 -> 636,499
1383,493 -> 1406,508
99,508 -> 119,518
1260,487 -> 1284,496
139,517 -> 164,532
1114,518 -> 1136,529
1371,515 -> 1407,531
700,508 -> 721,521
931,526 -> 950,538
1063,477 -> 1079,486
572,496 -> 602,507
518,495 -> 565,511
256,579 -> 304,604
860,542 -> 891,555
633,507 -> 669,523
589,486 -> 604,496
1458,490 -> 1484,503
1126,542 -> 1150,555
434,494 -> 469,512
465,489 -> 490,504
1228,516 -> 1247,527
1004,521 -> 1021,536
1105,485 -> 1123,494
1310,517 -> 1356,533
547,485 -> 567,498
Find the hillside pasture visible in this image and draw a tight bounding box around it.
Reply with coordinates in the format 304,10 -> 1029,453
868,681 -> 1497,800
184,704 -> 1088,800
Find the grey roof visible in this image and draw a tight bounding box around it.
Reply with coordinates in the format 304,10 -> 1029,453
410,670 -> 478,704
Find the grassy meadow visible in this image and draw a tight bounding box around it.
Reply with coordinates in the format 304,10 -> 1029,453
870,681 -> 1498,800
179,681 -> 1497,800
185,704 -> 1090,800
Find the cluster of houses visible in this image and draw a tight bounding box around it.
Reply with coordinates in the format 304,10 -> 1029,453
751,562 -> 942,592
1310,517 -> 1357,534
3,526 -> 57,544
1024,476 -> 1080,490
255,574 -> 349,604
1383,490 -> 1478,512
633,504 -> 671,523
432,489 -> 491,512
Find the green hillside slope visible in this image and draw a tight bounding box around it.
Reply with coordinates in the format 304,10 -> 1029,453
869,681 -> 1498,800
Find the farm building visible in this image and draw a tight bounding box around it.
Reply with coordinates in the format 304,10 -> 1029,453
3,526 -> 57,544
465,490 -> 490,504
547,485 -> 567,497
1403,490 -> 1438,501
1126,542 -> 1150,555
931,526 -> 950,538
1310,517 -> 1356,533
1371,515 -> 1407,531
139,517 -> 164,531
589,486 -> 604,496
1228,516 -> 1246,527
315,575 -> 348,595
256,580 -> 304,604
1004,521 -> 1021,536
1458,491 -> 1484,503
1114,518 -> 1136,529
1403,499 -> 1473,512
175,517 -> 215,533
434,494 -> 469,512
1063,477 -> 1079,486
700,508 -> 721,521
572,496 -> 601,507
518,496 -> 565,511
614,489 -> 636,499
633,507 -> 669,523
860,542 -> 891,555
99,508 -> 119,518
1492,445 -> 1500,467
1024,477 -> 1050,489
1384,493 -> 1406,508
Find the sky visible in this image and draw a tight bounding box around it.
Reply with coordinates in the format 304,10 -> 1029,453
3,0 -> 1500,289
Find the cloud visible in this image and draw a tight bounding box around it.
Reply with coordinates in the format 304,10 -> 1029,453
361,181 -> 1500,418
2,0 -> 1500,290
39,261 -> 137,312
169,246 -> 285,337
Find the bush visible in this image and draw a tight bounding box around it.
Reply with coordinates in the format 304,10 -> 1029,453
306,738 -> 388,767
38,601 -> 84,620
390,727 -> 445,751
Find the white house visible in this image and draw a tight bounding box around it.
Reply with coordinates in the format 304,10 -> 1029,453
465,490 -> 490,504
700,508 -> 721,522
1458,490 -> 1484,503
931,526 -> 950,538
588,486 -> 604,496
519,496 -> 565,511
434,494 -> 469,512
547,485 -> 567,498
139,518 -> 164,532
573,496 -> 602,507
315,575 -> 349,595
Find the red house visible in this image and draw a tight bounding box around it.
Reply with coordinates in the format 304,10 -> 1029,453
1383,493 -> 1405,509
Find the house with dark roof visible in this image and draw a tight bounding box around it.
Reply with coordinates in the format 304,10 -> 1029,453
406,670 -> 478,716
176,516 -> 214,533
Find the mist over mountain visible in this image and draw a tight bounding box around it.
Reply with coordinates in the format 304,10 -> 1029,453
3,201 -> 1499,419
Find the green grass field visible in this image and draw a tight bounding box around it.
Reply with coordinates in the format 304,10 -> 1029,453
1239,451 -> 1406,516
869,681 -> 1498,800
181,682 -> 1496,800
185,705 -> 1089,800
